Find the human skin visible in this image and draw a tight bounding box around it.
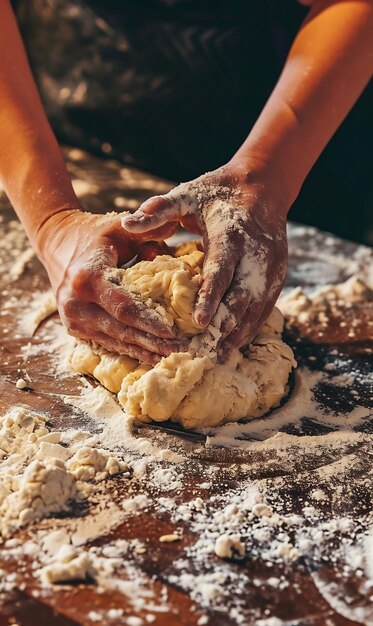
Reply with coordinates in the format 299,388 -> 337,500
0,0 -> 372,361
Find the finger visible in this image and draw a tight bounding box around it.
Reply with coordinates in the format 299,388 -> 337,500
65,302 -> 188,359
180,214 -> 202,235
121,196 -> 182,235
215,249 -> 269,340
237,254 -> 286,348
71,237 -> 178,338
244,272 -> 286,343
194,236 -> 240,328
216,282 -> 252,341
98,312 -> 188,358
218,298 -> 267,361
218,256 -> 284,359
61,301 -> 162,364
92,274 -> 177,339
123,221 -> 179,243
101,229 -> 136,266
76,329 -> 162,366
136,240 -> 172,261
85,303 -> 189,357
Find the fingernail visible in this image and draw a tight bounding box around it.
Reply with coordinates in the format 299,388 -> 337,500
120,216 -> 133,227
194,310 -> 210,328
159,323 -> 176,338
121,212 -> 141,227
217,347 -> 227,364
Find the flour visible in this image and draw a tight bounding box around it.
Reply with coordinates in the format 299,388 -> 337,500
17,289 -> 57,336
64,381 -> 125,422
0,406 -> 128,537
150,467 -> 183,491
0,219 -> 35,286
9,247 -> 35,282
166,471 -> 372,622
36,533 -> 136,587
279,274 -> 373,343
1,214 -> 372,624
286,224 -> 373,287
39,544 -> 98,584
20,317 -> 76,376
64,380 -> 185,463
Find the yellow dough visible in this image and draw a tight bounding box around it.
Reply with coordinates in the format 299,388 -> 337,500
112,249 -> 204,336
70,250 -> 296,429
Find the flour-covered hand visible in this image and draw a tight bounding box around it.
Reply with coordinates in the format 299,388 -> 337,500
37,210 -> 187,364
122,165 -> 288,356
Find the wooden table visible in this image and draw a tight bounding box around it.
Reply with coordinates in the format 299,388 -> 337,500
0,149 -> 372,626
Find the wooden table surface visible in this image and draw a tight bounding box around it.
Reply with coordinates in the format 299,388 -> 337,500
0,149 -> 372,626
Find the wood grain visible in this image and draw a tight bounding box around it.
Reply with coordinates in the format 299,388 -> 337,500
0,152 -> 372,626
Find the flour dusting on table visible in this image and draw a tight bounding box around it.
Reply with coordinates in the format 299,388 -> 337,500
0,217 -> 372,625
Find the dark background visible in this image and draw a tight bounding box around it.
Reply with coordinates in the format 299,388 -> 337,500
14,0 -> 373,245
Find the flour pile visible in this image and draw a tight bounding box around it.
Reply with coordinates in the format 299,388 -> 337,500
0,406 -> 129,537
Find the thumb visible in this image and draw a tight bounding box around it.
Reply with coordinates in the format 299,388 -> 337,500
121,195 -> 182,236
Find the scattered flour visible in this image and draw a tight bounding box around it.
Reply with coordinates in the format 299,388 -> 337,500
0,217 -> 372,625
17,289 -> 57,336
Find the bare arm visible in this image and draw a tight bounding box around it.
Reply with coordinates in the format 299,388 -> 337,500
0,0 -> 184,363
123,0 -> 373,355
231,0 -> 373,211
0,0 -> 80,252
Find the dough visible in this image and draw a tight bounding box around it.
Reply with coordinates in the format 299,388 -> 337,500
39,545 -> 97,585
106,249 -> 204,336
214,534 -> 245,559
70,249 -> 296,429
278,275 -> 373,344
70,344 -> 137,393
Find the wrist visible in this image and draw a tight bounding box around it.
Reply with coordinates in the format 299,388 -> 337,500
35,206 -> 81,264
225,155 -> 296,219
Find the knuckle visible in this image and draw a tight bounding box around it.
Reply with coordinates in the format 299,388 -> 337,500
197,282 -> 211,298
63,319 -> 80,336
70,265 -> 95,297
113,300 -> 131,321
61,296 -> 81,319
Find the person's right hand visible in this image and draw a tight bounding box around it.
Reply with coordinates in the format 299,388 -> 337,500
121,164 -> 289,360
36,209 -> 187,365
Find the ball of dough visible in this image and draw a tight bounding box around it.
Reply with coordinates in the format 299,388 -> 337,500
115,249 -> 204,336
70,248 -> 296,429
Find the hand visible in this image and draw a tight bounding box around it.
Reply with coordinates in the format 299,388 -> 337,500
122,164 -> 288,357
37,209 -> 187,365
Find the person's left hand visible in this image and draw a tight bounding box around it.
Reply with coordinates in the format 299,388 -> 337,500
122,163 -> 289,358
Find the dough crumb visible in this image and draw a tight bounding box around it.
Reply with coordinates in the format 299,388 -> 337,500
252,503 -> 273,518
159,533 -> 181,543
15,378 -> 28,390
39,545 -> 96,585
214,534 -> 245,559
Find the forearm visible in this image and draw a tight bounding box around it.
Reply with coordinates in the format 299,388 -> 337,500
231,0 -> 373,212
0,0 -> 80,255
